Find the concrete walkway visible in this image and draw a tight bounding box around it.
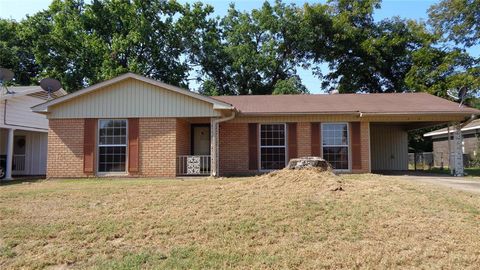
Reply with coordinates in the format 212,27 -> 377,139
391,175 -> 480,194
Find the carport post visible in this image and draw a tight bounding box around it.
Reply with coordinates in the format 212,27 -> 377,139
447,125 -> 452,175
453,123 -> 464,176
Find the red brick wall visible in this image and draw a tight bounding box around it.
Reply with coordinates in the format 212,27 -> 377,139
48,118 -> 180,178
219,122 -> 252,176
47,119 -> 88,178
218,121 -> 371,175
48,118 -> 372,177
138,118 -> 177,177
176,119 -> 190,156
297,122 -> 312,157
352,121 -> 371,173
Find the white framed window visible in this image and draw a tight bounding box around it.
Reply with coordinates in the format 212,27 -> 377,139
322,123 -> 349,170
259,123 -> 287,170
98,119 -> 127,173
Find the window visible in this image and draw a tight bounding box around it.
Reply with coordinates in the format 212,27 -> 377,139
260,124 -> 286,170
322,123 -> 349,170
98,119 -> 127,173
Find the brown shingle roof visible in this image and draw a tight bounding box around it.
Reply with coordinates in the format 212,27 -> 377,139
212,93 -> 480,115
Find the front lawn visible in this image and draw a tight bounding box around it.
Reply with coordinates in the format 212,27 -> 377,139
417,167 -> 480,177
1,171 -> 479,269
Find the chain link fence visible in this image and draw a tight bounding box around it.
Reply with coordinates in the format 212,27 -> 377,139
408,152 -> 472,171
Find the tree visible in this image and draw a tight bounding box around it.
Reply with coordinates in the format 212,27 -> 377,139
429,0 -> 480,47
405,47 -> 480,97
304,0 -> 434,93
183,0 -> 309,95
1,0 -> 193,92
272,76 -> 309,95
0,19 -> 39,86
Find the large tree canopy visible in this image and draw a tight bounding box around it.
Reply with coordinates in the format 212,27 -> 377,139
428,0 -> 480,47
303,0 -> 436,93
182,0 -> 310,95
0,0 -> 191,91
0,0 -> 478,98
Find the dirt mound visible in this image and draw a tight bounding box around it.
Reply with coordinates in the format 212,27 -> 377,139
245,168 -> 343,192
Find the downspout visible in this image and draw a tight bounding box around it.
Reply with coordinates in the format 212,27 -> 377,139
211,110 -> 236,177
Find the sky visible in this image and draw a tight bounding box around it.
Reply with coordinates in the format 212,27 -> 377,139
0,0 -> 478,93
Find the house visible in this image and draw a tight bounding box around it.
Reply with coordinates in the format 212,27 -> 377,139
31,73 -> 480,178
424,119 -> 480,168
0,86 -> 66,179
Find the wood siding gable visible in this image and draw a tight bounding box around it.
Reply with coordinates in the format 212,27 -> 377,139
48,79 -> 222,119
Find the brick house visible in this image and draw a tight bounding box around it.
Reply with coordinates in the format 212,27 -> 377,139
32,73 -> 480,178
424,119 -> 480,168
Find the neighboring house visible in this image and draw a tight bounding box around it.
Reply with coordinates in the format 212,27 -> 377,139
32,73 -> 479,178
0,86 -> 66,179
424,119 -> 480,167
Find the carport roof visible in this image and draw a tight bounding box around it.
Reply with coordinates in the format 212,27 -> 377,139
424,119 -> 480,137
213,93 -> 480,116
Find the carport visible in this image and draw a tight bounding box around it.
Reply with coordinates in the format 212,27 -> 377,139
369,116 -> 476,174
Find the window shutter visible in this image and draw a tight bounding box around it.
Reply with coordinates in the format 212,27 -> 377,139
288,123 -> 297,160
248,123 -> 258,170
83,119 -> 97,174
128,118 -> 140,173
351,122 -> 362,170
311,122 -> 321,156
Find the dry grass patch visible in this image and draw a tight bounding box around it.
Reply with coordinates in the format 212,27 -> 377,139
1,171 -> 480,269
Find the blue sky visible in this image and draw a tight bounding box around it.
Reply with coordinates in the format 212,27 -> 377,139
0,0 -> 478,93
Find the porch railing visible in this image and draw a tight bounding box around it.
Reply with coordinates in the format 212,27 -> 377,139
177,155 -> 211,176
13,154 -> 26,172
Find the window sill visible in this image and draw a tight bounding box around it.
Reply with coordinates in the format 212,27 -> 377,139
96,172 -> 129,177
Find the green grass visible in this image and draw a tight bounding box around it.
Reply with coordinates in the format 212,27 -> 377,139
413,166 -> 480,177
1,172 -> 480,269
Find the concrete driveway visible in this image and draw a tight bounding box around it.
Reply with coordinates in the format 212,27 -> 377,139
390,174 -> 480,194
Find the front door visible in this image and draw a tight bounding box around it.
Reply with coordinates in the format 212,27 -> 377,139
192,126 -> 210,155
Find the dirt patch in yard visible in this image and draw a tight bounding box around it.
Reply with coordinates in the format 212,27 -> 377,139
1,172 -> 480,269
235,168 -> 342,191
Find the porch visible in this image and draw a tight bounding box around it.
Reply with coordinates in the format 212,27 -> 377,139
176,120 -> 213,176
0,128 -> 47,179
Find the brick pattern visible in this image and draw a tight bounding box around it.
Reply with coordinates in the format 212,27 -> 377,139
47,119 -> 88,178
218,121 -> 371,175
138,118 -> 177,177
433,136 -> 479,167
176,119 -> 190,156
48,118 -> 373,177
297,122 -> 311,157
352,121 -> 371,173
219,122 -> 252,176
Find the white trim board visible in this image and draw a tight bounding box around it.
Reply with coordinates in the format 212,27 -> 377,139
424,125 -> 480,137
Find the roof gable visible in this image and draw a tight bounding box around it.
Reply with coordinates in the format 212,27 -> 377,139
32,73 -> 233,114
34,74 -> 233,119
